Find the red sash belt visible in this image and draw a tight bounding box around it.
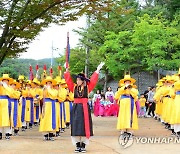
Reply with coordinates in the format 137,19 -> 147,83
74,98 -> 90,139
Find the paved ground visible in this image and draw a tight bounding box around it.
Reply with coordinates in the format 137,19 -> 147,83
0,115 -> 179,154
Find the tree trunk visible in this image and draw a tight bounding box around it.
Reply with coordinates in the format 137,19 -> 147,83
103,70 -> 108,93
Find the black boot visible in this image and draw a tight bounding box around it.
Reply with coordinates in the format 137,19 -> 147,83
14,129 -> 19,136
66,123 -> 70,129
22,126 -> 26,131
74,142 -> 81,153
81,142 -> 86,153
0,133 -> 2,140
56,131 -> 60,137
29,123 -> 33,129
44,134 -> 48,141
49,133 -> 55,141
5,133 -> 10,140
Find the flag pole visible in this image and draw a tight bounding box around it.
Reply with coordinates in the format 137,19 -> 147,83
65,32 -> 70,69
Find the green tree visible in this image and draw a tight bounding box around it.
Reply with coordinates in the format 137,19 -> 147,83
0,0 -> 117,64
75,0 -> 139,90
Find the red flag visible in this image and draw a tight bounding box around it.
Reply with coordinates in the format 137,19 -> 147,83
36,64 -> 39,71
29,65 -> 34,80
36,64 -> 39,79
50,67 -> 53,77
42,64 -> 47,79
65,32 -> 70,68
43,65 -> 47,71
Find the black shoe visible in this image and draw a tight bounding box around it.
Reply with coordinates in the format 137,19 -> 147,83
49,133 -> 55,141
56,132 -> 60,137
22,126 -> 26,131
44,134 -> 48,141
5,133 -> 10,140
74,142 -> 81,153
49,137 -> 55,141
0,133 -> 2,140
60,129 -> 65,133
81,142 -> 86,153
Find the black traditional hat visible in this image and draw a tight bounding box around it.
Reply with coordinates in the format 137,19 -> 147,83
73,73 -> 90,82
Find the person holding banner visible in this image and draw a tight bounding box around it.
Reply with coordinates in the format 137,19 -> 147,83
64,62 -> 104,153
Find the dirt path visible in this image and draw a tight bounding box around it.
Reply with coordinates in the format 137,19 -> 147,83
0,116 -> 179,154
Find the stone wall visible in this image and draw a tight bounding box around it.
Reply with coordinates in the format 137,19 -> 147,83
106,71 -> 158,94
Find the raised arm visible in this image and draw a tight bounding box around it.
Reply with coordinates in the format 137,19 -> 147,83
88,62 -> 105,93
64,71 -> 74,92
88,72 -> 99,93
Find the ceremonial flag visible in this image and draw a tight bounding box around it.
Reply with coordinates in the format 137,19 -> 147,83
36,64 -> 39,79
50,67 -> 53,77
65,32 -> 70,68
42,64 -> 47,80
29,65 -> 34,80
58,65 -> 62,80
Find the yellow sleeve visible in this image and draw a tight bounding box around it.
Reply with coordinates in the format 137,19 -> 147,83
67,92 -> 74,101
174,81 -> 180,91
115,86 -> 126,99
114,91 -> 120,100
154,88 -> 161,102
44,89 -> 58,100
12,90 -> 21,99
38,89 -> 43,100
130,88 -> 138,99
58,88 -> 67,102
5,86 -> 14,97
22,90 -> 28,97
170,88 -> 176,99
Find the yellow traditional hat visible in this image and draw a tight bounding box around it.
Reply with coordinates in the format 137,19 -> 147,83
165,75 -> 174,83
171,75 -> 179,82
120,75 -> 136,85
25,80 -> 33,86
18,75 -> 25,80
41,76 -> 56,85
0,74 -> 14,83
10,80 -> 21,89
32,78 -> 40,85
156,82 -> 163,87
118,81 -> 124,87
54,76 -> 61,85
60,79 -> 66,84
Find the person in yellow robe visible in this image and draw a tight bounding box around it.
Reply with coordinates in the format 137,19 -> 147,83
173,74 -> 180,137
21,80 -> 36,130
154,80 -> 164,121
116,74 -> 138,138
58,79 -> 68,133
53,77 -> 61,137
60,79 -> 74,129
0,74 -> 14,140
32,78 -> 43,126
39,76 -> 58,141
9,80 -> 21,136
160,76 -> 175,130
